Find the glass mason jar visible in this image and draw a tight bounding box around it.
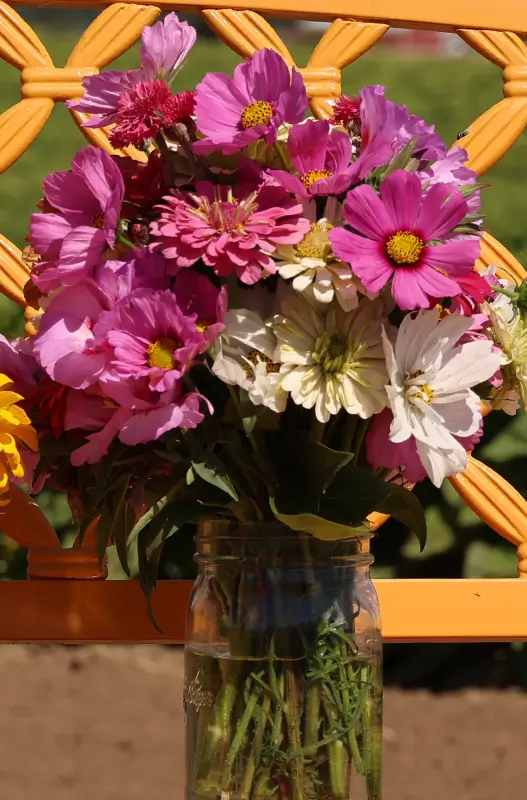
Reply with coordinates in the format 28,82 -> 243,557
185,521 -> 382,800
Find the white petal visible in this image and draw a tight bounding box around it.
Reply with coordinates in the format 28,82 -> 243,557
435,339 -> 503,393
433,393 -> 481,437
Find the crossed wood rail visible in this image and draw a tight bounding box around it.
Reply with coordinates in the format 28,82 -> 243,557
0,0 -> 526,643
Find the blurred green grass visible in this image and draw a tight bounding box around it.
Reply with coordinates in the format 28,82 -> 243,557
0,25 -> 526,588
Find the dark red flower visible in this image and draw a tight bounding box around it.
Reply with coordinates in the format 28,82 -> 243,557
330,94 -> 362,130
33,376 -> 70,438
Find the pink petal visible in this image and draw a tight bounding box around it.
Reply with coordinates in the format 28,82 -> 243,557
421,239 -> 480,275
288,119 -> 329,175
391,268 -> 431,310
71,147 -> 124,214
416,183 -> 467,240
413,263 -> 462,301
267,170 -> 307,197
140,13 -> 196,81
379,170 -> 422,231
343,183 -> 393,240
59,226 -> 106,282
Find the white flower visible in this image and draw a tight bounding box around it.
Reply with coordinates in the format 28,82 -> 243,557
212,308 -> 287,413
484,301 -> 527,413
383,309 -> 502,487
275,198 -> 370,311
272,291 -> 391,423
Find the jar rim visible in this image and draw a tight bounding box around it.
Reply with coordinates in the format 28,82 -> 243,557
197,518 -> 373,543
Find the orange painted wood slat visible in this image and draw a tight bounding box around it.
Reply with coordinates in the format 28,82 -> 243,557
6,0 -> 527,36
0,579 -> 525,644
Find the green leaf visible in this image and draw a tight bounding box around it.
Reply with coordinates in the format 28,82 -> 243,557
137,500 -> 203,631
319,464 -> 391,527
270,499 -> 363,541
269,432 -> 354,515
376,482 -> 427,552
191,453 -> 239,501
127,479 -> 185,549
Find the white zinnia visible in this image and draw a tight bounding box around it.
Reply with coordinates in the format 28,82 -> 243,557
383,309 -> 502,488
275,198 -> 370,311
212,308 -> 287,413
272,291 -> 391,423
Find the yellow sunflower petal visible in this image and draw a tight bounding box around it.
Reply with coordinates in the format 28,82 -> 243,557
0,374 -> 15,391
0,390 -> 24,409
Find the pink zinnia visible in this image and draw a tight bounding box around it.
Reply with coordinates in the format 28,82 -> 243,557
96,289 -> 207,393
150,180 -> 309,285
269,119 -> 389,198
330,170 -> 481,311
67,13 -> 196,127
29,147 -> 124,292
366,408 -> 484,485
108,82 -> 195,149
193,48 -> 307,155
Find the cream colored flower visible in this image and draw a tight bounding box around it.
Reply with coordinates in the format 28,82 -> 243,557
272,290 -> 391,423
484,301 -> 527,413
212,309 -> 287,413
275,198 -> 370,311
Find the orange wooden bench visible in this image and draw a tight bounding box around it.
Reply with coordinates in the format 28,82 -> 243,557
0,0 -> 526,644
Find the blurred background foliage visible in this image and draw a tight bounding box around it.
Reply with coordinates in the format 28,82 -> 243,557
0,12 -> 526,687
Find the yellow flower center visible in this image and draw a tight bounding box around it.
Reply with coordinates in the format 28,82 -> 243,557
404,370 -> 435,405
313,332 -> 348,374
385,230 -> 424,266
244,348 -> 280,376
93,212 -> 105,229
295,222 -> 334,260
195,318 -> 211,333
301,170 -> 332,190
240,101 -> 273,130
147,337 -> 177,370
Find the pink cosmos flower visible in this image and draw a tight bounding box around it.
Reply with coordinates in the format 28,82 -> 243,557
150,180 -> 309,284
67,13 -> 196,127
95,289 -> 206,393
0,335 -> 38,398
330,170 -> 481,310
33,251 -> 168,390
366,408 -> 484,485
269,119 -> 390,198
193,48 -> 307,155
419,146 -> 481,217
67,379 -> 205,466
173,270 -> 227,347
29,147 -> 124,292
360,85 -> 447,162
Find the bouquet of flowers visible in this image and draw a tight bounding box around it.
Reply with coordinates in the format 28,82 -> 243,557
3,13 -> 527,800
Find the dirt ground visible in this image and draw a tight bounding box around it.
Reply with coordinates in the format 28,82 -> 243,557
0,646 -> 524,800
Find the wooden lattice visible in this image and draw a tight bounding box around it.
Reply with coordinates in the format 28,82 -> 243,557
0,0 -> 526,643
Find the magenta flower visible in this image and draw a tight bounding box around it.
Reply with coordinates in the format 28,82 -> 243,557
68,380 -> 206,466
360,85 -> 447,162
33,282 -> 110,390
67,13 -> 196,126
330,170 -> 481,310
33,250 -> 168,390
107,82 -> 196,150
30,147 -> 124,292
419,146 -> 481,217
269,119 -> 389,198
173,270 -> 227,347
96,289 -> 206,393
151,180 -> 309,284
193,48 -> 307,156
366,408 -> 483,485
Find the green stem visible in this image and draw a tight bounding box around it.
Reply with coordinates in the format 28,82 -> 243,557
240,692 -> 272,800
284,664 -> 304,800
219,679 -> 261,791
352,418 -> 371,465
304,680 -> 321,748
340,643 -> 365,774
322,695 -> 350,799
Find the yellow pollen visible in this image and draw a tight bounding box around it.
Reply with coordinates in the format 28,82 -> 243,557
147,337 -> 177,370
195,318 -> 211,333
301,170 -> 332,190
295,222 -> 334,260
240,101 -> 273,130
385,230 -> 424,266
93,212 -> 105,229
